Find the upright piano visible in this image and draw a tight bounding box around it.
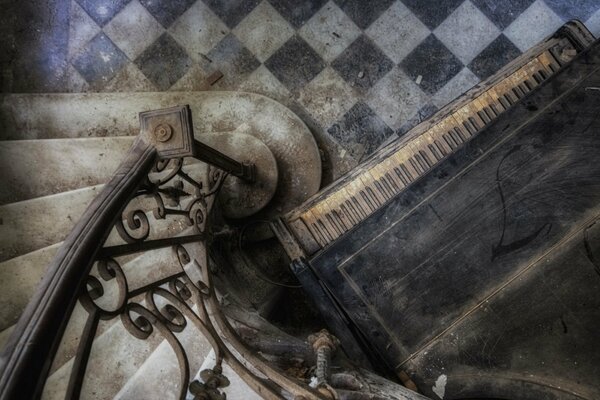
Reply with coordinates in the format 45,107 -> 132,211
273,21 -> 600,400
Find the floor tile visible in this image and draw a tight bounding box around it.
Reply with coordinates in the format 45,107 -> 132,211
585,8 -> 600,38
434,1 -> 500,64
205,33 -> 261,89
239,65 -> 292,103
366,1 -> 430,64
366,67 -> 429,130
327,101 -> 393,161
102,63 -> 157,92
396,103 -> 438,136
298,67 -> 358,127
431,67 -> 479,108
169,63 -> 211,91
504,0 -> 563,51
401,0 -> 464,29
400,34 -> 463,95
104,0 -> 164,60
139,0 -> 196,28
299,1 -> 361,63
471,0 -> 535,29
134,33 -> 192,90
331,35 -> 394,92
267,0 -> 328,28
72,32 -> 129,87
68,1 -> 101,59
543,0 -> 600,21
76,0 -> 131,26
202,0 -> 261,29
169,1 -> 228,63
265,35 -> 326,92
233,1 -> 295,62
468,34 -> 521,79
333,0 -> 395,29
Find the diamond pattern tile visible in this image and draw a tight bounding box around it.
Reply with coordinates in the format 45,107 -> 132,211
431,67 -> 480,108
76,0 -> 131,26
72,32 -> 129,87
233,1 -> 295,62
202,0 -> 261,29
543,0 -> 600,22
331,35 -> 394,92
400,34 -> 463,95
328,101 -> 393,160
104,0 -> 164,60
139,0 -> 196,28
298,67 -> 358,127
299,1 -> 361,63
468,34 -> 521,79
265,35 -> 325,91
396,103 -> 438,136
401,0 -> 464,29
434,0 -> 500,64
471,0 -> 535,29
366,67 -> 429,130
134,33 -> 192,90
333,0 -> 395,29
367,1 -> 431,64
69,1 -> 101,59
504,0 -> 563,51
267,0 -> 328,28
205,33 -> 261,89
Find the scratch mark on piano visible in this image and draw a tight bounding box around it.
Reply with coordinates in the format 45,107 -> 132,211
428,204 -> 443,222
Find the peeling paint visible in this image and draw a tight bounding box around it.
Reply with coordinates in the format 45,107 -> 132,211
432,374 -> 447,399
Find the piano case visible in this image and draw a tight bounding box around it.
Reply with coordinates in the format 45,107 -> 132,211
282,31 -> 600,399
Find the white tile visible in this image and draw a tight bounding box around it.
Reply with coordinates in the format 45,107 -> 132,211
103,0 -> 164,60
69,1 -> 101,60
586,8 -> 600,38
432,67 -> 480,109
297,67 -> 358,127
233,1 -> 295,62
169,64 -> 211,91
504,0 -> 563,52
239,65 -> 291,103
169,1 -> 229,63
434,0 -> 500,64
366,1 -> 430,63
366,66 -> 429,130
66,64 -> 90,92
299,1 -> 361,62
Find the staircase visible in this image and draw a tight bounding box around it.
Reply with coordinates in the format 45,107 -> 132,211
0,92 -> 320,399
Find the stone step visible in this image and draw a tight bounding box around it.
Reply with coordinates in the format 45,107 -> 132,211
0,185 -> 103,262
0,137 -> 134,204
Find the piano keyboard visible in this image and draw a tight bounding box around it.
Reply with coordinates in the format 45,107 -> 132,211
279,23 -> 595,256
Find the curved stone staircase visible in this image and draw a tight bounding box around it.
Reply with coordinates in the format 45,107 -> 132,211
0,92 -> 321,399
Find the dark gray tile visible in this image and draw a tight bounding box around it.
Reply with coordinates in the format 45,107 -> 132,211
202,0 -> 261,28
397,103 -> 438,136
268,0 -> 328,28
333,0 -> 395,29
134,33 -> 192,90
328,101 -> 393,161
400,0 -> 464,29
471,0 -> 535,29
468,34 -> 521,80
205,33 -> 260,88
72,33 -> 129,88
331,35 -> 393,92
400,34 -> 463,95
139,0 -> 196,28
543,0 -> 600,21
76,0 -> 131,26
265,35 -> 325,92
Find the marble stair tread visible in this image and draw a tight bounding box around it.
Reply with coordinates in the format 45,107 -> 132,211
0,185 -> 104,262
0,137 -> 134,204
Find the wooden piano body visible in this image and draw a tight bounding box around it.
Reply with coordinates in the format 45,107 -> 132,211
273,21 -> 600,399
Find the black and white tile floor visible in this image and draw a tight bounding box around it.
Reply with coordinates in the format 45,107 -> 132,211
8,0 -> 600,166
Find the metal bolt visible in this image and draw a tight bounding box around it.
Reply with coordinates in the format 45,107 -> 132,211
154,123 -> 173,142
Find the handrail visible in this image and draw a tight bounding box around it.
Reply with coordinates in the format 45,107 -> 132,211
0,105 -> 323,399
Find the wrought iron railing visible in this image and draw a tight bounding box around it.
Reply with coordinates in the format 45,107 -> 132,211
0,105 -> 323,399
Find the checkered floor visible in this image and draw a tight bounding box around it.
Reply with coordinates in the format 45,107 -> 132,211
21,0 -> 600,163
